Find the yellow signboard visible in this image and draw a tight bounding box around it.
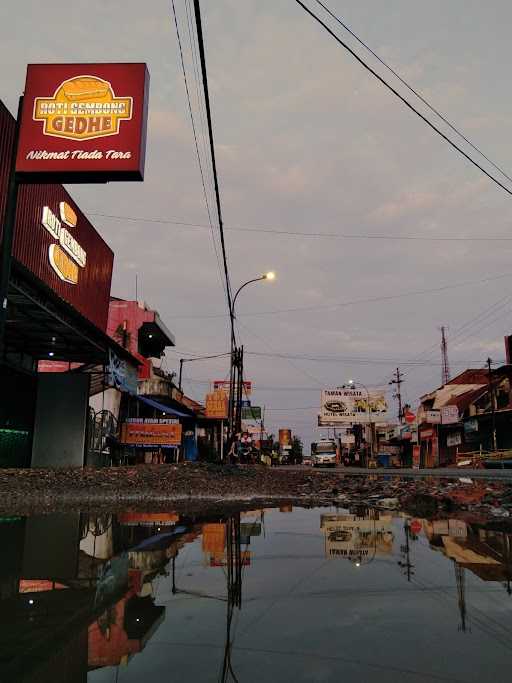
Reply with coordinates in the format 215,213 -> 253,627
205,390 -> 228,419
33,75 -> 133,141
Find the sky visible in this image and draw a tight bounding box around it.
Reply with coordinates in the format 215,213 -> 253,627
2,0 -> 512,447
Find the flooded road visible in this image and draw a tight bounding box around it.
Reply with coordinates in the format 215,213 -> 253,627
1,506 -> 512,682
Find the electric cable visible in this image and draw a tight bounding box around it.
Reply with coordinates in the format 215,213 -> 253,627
87,211 -> 512,243
164,270 -> 512,319
294,0 -> 512,197
171,0 -> 227,304
192,0 -> 235,341
313,0 -> 512,186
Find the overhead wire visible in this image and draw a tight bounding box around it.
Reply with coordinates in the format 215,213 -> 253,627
192,0 -> 235,343
313,0 -> 512,186
170,0 -> 227,304
87,211 -> 512,243
162,270 -> 512,319
293,0 -> 512,197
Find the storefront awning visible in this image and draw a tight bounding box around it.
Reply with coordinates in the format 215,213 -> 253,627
136,395 -> 190,418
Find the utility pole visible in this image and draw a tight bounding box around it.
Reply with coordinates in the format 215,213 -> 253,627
487,357 -> 497,451
440,326 -> 450,385
389,368 -> 404,423
235,346 -> 244,436
0,97 -> 23,362
454,561 -> 467,632
399,520 -> 415,582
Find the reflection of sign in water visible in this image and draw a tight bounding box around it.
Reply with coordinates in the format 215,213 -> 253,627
320,513 -> 393,560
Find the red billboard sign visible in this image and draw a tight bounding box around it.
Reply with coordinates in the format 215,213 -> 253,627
16,63 -> 149,182
1,101 -> 114,330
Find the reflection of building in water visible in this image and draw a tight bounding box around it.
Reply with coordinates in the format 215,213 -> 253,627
0,511 -> 204,682
320,511 -> 394,563
88,571 -> 165,669
425,519 -> 512,586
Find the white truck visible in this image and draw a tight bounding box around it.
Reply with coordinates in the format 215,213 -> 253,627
311,438 -> 338,468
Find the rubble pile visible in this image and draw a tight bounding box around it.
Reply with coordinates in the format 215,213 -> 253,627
1,463 -> 512,516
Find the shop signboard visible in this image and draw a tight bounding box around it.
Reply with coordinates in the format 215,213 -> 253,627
279,429 -> 292,447
320,388 -> 388,423
120,419 -> 182,446
213,379 -> 252,396
205,390 -> 228,419
425,410 -> 441,424
16,63 -> 149,182
1,105 -> 115,329
241,406 -> 262,420
446,432 -> 462,448
410,425 -> 418,444
420,428 -> 434,440
464,418 -> 479,434
441,405 -> 459,425
404,409 -> 416,424
340,433 -> 356,445
412,445 -> 420,469
107,349 -> 137,395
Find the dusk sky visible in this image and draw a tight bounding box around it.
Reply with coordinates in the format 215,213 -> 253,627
2,0 -> 512,446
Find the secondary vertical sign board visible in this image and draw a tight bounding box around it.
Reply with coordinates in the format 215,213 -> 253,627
412,445 -> 420,470
205,391 -> 228,419
16,64 -> 149,182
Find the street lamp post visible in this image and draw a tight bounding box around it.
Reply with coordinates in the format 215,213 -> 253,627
347,379 -> 374,465
228,272 -> 275,445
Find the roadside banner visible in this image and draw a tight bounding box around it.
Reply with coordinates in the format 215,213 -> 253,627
241,406 -> 262,420
441,405 -> 459,424
213,379 -> 252,396
425,410 -> 441,424
205,390 -> 228,419
320,388 -> 388,423
120,419 -> 181,446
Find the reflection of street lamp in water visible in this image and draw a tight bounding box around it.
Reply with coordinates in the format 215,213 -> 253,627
352,508 -> 378,567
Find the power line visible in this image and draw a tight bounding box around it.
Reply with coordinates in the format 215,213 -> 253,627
245,351 -> 496,366
171,0 -> 227,305
294,0 -> 512,197
164,270 -> 512,319
313,0 -> 512,187
191,0 -> 235,339
87,211 -> 512,242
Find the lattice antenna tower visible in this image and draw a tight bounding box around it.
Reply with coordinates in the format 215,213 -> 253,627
440,325 -> 450,385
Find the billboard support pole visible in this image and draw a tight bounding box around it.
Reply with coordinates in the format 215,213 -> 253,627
0,96 -> 23,362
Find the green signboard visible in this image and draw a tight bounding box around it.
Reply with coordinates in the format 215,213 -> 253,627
242,406 -> 262,420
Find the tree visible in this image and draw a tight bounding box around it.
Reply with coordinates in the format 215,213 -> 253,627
290,436 -> 303,464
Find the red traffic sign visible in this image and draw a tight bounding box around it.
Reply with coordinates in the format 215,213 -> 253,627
409,519 -> 422,535
404,410 -> 416,425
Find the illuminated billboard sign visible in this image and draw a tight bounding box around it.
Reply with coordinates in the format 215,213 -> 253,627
16,63 -> 149,182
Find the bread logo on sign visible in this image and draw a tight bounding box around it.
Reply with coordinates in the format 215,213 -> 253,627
33,75 -> 133,141
42,203 -> 86,285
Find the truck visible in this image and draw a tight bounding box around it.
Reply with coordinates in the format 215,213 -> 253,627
311,438 -> 338,468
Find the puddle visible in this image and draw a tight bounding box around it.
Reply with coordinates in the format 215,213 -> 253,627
1,506 -> 511,682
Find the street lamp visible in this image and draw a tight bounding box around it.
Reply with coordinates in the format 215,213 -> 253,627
229,272 -> 275,442
231,272 -> 275,319
346,379 -> 373,464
